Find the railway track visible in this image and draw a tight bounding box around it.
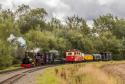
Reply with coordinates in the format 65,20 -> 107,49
0,68 -> 23,74
0,65 -> 54,84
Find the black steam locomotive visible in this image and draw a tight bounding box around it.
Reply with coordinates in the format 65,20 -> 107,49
21,50 -> 59,68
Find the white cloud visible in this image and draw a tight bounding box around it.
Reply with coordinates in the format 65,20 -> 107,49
0,0 -> 12,9
29,0 -> 71,21
97,0 -> 114,5
0,0 -> 125,23
42,0 -> 60,7
11,0 -> 30,5
52,1 -> 71,20
0,0 -> 30,9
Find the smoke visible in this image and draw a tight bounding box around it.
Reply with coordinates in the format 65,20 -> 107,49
7,34 -> 27,48
16,37 -> 26,48
7,34 -> 16,43
34,48 -> 40,53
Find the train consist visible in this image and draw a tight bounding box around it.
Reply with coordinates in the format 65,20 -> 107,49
21,49 -> 112,68
65,50 -> 112,62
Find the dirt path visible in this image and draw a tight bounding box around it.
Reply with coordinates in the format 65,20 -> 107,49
102,64 -> 125,83
13,69 -> 44,84
0,68 -> 32,83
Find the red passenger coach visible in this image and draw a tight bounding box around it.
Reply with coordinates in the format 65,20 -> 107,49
65,50 -> 82,62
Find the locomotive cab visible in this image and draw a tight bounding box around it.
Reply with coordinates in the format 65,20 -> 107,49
21,51 -> 35,68
21,55 -> 33,68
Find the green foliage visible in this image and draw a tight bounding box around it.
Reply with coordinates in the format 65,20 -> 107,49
94,31 -> 122,52
1,4 -> 125,68
16,4 -> 47,34
93,14 -> 116,34
26,30 -> 49,48
0,41 -> 13,67
113,19 -> 125,38
25,30 -> 68,51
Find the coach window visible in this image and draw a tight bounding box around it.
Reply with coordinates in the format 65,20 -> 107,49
67,52 -> 74,56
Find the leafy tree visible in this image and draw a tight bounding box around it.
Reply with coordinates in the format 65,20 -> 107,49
16,5 -> 47,34
0,41 -> 13,67
66,15 -> 90,35
93,14 -> 116,34
93,31 -> 122,59
113,19 -> 125,38
0,9 -> 20,40
47,18 -> 63,31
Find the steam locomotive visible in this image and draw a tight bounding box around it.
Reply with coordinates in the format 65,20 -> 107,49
21,49 -> 61,68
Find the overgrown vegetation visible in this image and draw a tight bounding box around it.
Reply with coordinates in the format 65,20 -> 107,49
0,4 -> 125,68
0,64 -> 20,71
37,62 -> 124,84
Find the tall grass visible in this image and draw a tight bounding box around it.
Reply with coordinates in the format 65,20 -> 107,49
37,61 -> 124,84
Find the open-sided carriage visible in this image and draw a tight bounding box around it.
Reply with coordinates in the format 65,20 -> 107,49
100,52 -> 112,61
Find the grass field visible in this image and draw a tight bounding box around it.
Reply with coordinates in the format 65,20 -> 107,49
0,64 -> 20,71
37,61 -> 125,84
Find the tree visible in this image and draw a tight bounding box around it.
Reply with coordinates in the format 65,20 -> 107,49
16,5 -> 47,34
93,14 -> 116,34
113,19 -> 125,38
47,18 -> 62,31
0,40 -> 13,67
93,31 -> 122,59
0,9 -> 20,41
66,15 -> 90,35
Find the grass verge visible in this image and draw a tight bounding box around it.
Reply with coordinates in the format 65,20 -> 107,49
0,64 -> 20,71
37,61 -> 125,84
37,68 -> 63,84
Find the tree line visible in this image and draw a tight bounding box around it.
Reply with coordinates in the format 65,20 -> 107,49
0,4 -> 125,68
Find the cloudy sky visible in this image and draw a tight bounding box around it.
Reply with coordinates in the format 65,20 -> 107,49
0,0 -> 125,25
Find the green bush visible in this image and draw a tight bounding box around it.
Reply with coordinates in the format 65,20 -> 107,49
0,41 -> 13,67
